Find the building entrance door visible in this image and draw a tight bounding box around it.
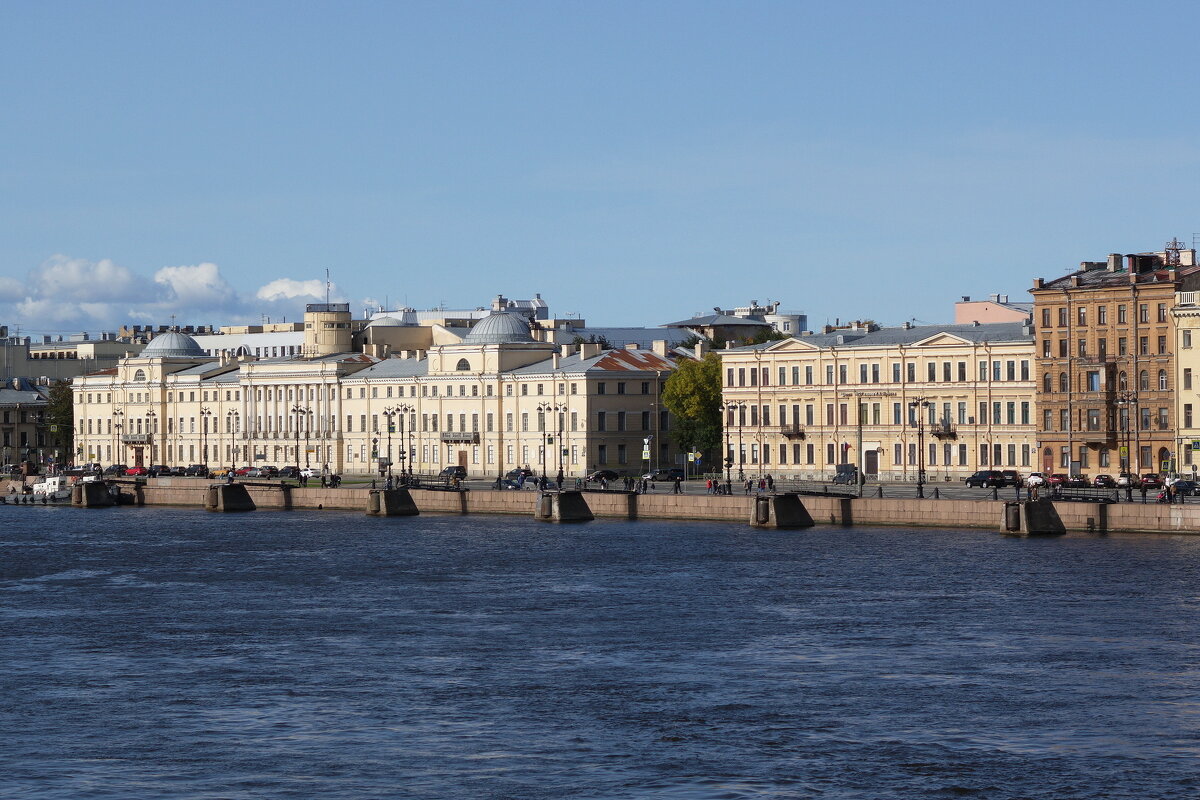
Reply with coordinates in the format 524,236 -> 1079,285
133,447 -> 144,467
864,449 -> 878,476
458,450 -> 468,468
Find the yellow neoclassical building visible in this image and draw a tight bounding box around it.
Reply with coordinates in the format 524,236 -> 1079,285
717,321 -> 1037,482
1172,291 -> 1200,475
72,306 -> 682,477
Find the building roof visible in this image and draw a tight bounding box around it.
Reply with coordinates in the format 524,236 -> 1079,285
567,327 -> 692,348
509,348 -> 675,376
663,313 -> 769,328
140,331 -> 209,358
1038,262 -> 1200,291
351,358 -> 430,379
461,312 -> 535,344
366,315 -> 410,328
722,321 -> 1033,353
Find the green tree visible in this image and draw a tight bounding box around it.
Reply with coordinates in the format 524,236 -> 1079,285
662,352 -> 723,460
747,328 -> 788,344
45,380 -> 74,464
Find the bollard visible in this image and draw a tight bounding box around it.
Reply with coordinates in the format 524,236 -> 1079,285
992,487 -> 999,501
932,487 -> 940,499
875,485 -> 883,498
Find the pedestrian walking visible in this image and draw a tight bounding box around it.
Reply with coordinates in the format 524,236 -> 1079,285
673,476 -> 682,494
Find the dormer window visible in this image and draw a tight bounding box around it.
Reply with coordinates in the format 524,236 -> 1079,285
456,358 -> 470,371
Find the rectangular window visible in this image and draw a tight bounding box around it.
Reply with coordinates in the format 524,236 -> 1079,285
1118,337 -> 1127,356
597,412 -> 606,432
1059,340 -> 1068,358
1044,409 -> 1053,431
894,443 -> 903,465
1098,306 -> 1107,324
1021,402 -> 1030,425
804,366 -> 812,385
906,363 -> 915,383
892,363 -> 901,383
1184,330 -> 1193,349
871,364 -> 879,383
1158,303 -> 1167,323
1186,404 -> 1194,428
1042,308 -> 1052,328
1118,304 -> 1127,323
1042,340 -> 1052,357
1140,337 -> 1149,355
860,364 -> 868,383
1087,371 -> 1101,392
839,365 -> 847,384
1140,304 -> 1149,323
893,403 -> 902,425
779,366 -> 787,386
928,362 -> 936,382
1158,336 -> 1167,354
1058,308 -> 1068,326
1186,369 -> 1193,390
792,366 -> 800,385
1077,307 -> 1087,327
826,365 -> 834,385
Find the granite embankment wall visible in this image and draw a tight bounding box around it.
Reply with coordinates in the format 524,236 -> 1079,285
121,478 -> 1200,534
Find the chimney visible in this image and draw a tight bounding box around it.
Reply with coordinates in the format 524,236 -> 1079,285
651,339 -> 668,357
1126,254 -> 1138,272
1033,278 -> 1044,289
961,296 -> 970,302
1108,253 -> 1122,271
1070,275 -> 1081,287
624,342 -> 639,350
560,344 -> 577,358
990,293 -> 1000,302
579,342 -> 602,359
1000,294 -> 1008,303
552,353 -> 560,369
694,339 -> 708,358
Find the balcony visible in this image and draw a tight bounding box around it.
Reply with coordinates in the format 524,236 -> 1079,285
779,424 -> 805,439
930,422 -> 957,440
441,431 -> 480,444
121,434 -> 152,445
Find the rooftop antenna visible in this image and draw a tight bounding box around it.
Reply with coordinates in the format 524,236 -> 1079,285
325,268 -> 331,305
1166,236 -> 1185,266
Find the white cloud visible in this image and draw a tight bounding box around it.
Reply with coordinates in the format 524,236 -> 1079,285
154,262 -> 238,309
256,278 -> 330,303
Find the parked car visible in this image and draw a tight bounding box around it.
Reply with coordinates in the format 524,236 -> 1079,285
1067,475 -> 1090,488
1171,479 -> 1199,496
258,465 -> 279,478
300,467 -> 324,479
277,466 -> 300,479
234,466 -> 254,476
209,466 -> 232,477
1047,473 -> 1069,487
831,464 -> 859,485
1140,473 -> 1163,490
965,470 -> 1006,488
1117,473 -> 1140,488
146,465 -> 171,477
183,465 -> 209,477
1093,474 -> 1116,488
103,464 -> 128,476
641,468 -> 684,481
506,468 -> 535,480
1025,472 -> 1045,487
585,469 -> 620,483
440,465 -> 467,480
999,470 -> 1023,487
125,466 -> 149,476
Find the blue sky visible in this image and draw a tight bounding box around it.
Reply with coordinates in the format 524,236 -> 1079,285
2,1 -> 1199,334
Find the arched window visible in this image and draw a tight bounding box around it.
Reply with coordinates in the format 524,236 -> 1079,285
1118,371 -> 1128,390
1043,373 -> 1053,393
1140,370 -> 1150,390
133,369 -> 146,382
1158,369 -> 1168,390
455,358 -> 471,371
1059,372 -> 1068,392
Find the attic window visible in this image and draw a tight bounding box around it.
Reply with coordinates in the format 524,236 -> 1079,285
133,369 -> 146,382
456,358 -> 470,371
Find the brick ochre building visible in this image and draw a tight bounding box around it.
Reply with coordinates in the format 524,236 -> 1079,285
1031,246 -> 1200,476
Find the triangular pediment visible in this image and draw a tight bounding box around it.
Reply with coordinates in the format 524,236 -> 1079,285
909,332 -> 973,347
761,337 -> 821,353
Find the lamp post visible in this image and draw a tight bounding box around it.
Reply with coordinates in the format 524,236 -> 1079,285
145,410 -> 156,465
290,404 -> 308,470
112,408 -> 124,469
226,410 -> 239,473
395,403 -> 414,483
721,401 -> 745,488
909,397 -> 931,498
538,401 -> 566,485
382,406 -> 398,481
1117,391 -> 1138,476
199,407 -> 212,470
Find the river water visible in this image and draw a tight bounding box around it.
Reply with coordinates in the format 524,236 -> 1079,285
3,507 -> 1200,799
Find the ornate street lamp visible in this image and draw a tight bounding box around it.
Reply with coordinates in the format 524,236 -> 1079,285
909,397 -> 931,498
199,407 -> 212,470
382,406 -> 398,481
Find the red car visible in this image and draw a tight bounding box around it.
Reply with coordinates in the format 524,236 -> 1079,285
1047,473 -> 1069,487
234,466 -> 254,476
125,466 -> 149,476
